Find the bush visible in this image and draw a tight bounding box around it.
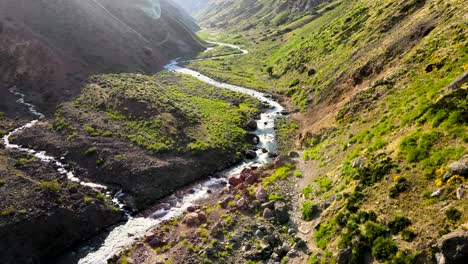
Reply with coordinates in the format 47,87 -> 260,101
445,208 -> 461,222
294,169 -> 303,178
372,237 -> 397,260
39,180 -> 62,192
392,250 -> 420,264
302,201 -> 318,221
388,215 -> 412,235
314,219 -> 337,249
389,177 -> 410,198
362,221 -> 388,241
401,229 -> 416,242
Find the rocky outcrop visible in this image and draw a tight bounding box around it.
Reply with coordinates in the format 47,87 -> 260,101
436,230 -> 468,264
0,149 -> 123,264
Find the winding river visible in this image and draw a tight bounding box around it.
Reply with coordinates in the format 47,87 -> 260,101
3,42 -> 285,264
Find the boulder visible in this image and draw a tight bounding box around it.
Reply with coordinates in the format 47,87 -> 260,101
273,155 -> 292,167
436,230 -> 468,263
220,195 -> 234,208
255,187 -> 268,202
236,198 -> 247,209
288,151 -> 300,158
274,202 -> 289,224
210,221 -> 223,237
197,212 -> 207,223
183,212 -> 201,226
245,150 -> 258,159
245,173 -> 259,184
246,120 -> 258,130
263,208 -> 275,220
145,234 -> 166,248
280,110 -> 290,115
245,133 -> 260,145
228,177 -> 243,187
336,248 -> 352,264
262,148 -> 268,153
443,155 -> 468,181
268,152 -> 279,158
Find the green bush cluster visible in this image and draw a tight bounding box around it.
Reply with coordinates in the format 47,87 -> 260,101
39,180 -> 62,192
302,201 -> 317,221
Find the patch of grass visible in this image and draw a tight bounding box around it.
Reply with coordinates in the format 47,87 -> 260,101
84,147 -> 97,155
445,208 -> 462,222
268,193 -> 284,201
293,169 -> 303,178
263,164 -> 294,186
0,179 -> 6,187
39,180 -> 62,192
1,208 -> 15,217
302,200 -> 317,221
399,130 -> 441,162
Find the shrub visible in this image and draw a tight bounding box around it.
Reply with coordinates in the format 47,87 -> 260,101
84,146 -> 97,155
392,250 -> 420,264
1,208 -> 15,216
0,179 -> 5,187
445,208 -> 461,222
388,216 -> 412,235
289,79 -> 300,87
401,229 -> 416,242
40,180 -> 62,192
314,219 -> 337,249
96,193 -> 106,201
302,201 -> 318,221
84,196 -> 94,203
372,237 -> 397,260
294,169 -> 303,178
389,177 -> 410,198
362,221 -> 388,242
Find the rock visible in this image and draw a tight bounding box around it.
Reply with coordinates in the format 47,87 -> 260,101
236,198 -> 247,209
245,133 -> 260,145
293,237 -> 307,250
270,252 -> 280,261
286,249 -> 298,258
274,202 -> 289,224
210,222 -> 223,237
245,173 -> 259,184
183,212 -> 201,226
220,195 -> 234,208
230,234 -> 242,250
336,248 -> 352,264
197,212 -> 207,223
431,189 -> 443,198
246,120 -> 258,130
436,230 -> 468,263
228,177 -> 243,187
145,235 -> 165,248
308,68 -> 317,76
288,151 -> 300,158
262,148 -> 268,153
255,186 -> 268,202
352,157 -> 365,168
273,155 -> 291,167
186,206 -> 196,213
251,200 -> 261,208
442,155 -> 468,181
268,152 -> 278,158
263,208 -> 275,220
457,185 -> 466,200
320,197 -> 335,210
255,229 -> 265,238
261,201 -> 275,209
245,150 -> 258,159
280,110 -> 290,115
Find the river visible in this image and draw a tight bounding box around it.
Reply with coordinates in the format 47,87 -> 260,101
3,42 -> 285,264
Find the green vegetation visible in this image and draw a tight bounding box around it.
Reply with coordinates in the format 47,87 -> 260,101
39,180 -> 62,192
263,164 -> 294,186
301,201 -> 317,221
62,72 -> 260,155
0,179 -> 6,187
372,236 -> 398,261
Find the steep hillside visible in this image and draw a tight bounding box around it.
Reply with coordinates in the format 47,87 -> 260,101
187,0 -> 330,30
116,0 -> 467,263
0,0 -> 204,112
13,71 -> 261,210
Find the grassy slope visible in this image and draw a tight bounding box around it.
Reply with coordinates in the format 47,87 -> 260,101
54,71 -> 260,155
189,0 -> 467,262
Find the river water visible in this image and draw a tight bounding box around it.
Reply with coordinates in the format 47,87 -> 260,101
2,42 -> 285,264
